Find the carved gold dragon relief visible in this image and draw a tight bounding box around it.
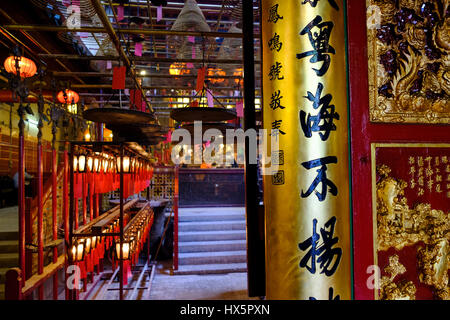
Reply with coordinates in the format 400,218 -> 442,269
367,0 -> 450,124
376,164 -> 450,300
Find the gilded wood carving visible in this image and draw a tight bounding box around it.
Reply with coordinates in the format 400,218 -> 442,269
375,164 -> 449,299
367,0 -> 450,123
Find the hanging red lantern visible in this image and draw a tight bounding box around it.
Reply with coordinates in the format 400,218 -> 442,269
233,68 -> 244,86
207,68 -> 226,84
169,62 -> 190,76
57,89 -> 79,104
3,56 -> 37,78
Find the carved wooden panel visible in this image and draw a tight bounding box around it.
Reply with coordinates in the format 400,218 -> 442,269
367,0 -> 449,123
371,143 -> 450,300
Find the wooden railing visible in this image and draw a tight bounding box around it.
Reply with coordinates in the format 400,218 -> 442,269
6,158 -> 66,300
5,256 -> 65,300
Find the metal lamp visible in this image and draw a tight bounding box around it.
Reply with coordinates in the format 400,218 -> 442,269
74,154 -> 87,173
116,155 -> 131,173
70,240 -> 85,262
115,240 -> 131,260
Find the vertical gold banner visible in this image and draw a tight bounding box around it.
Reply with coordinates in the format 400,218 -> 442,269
262,0 -> 351,299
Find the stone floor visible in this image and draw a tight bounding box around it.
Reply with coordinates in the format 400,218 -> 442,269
148,260 -> 256,300
86,259 -> 257,300
1,205 -> 257,301
0,206 -> 18,233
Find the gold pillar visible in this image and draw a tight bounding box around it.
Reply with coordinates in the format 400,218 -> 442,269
262,0 -> 351,300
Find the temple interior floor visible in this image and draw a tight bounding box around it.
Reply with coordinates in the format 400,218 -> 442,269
83,259 -> 256,300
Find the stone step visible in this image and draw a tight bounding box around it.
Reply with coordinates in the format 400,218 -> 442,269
0,253 -> 18,268
0,241 -> 18,254
0,268 -> 7,284
179,240 -> 247,253
173,263 -> 247,275
0,232 -> 18,241
178,230 -> 246,242
179,220 -> 246,232
179,211 -> 245,223
179,250 -> 247,265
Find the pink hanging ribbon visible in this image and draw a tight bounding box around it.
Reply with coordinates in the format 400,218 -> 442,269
117,6 -> 124,21
236,100 -> 244,118
135,42 -> 143,56
206,89 -> 214,108
157,6 -> 163,22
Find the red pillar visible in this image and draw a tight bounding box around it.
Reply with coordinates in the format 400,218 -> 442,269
82,174 -> 87,225
52,148 -> 58,300
173,167 -> 179,271
37,144 -> 44,300
18,136 -> 25,287
89,180 -> 94,221
63,145 -> 69,241
74,198 -> 79,230
63,144 -> 69,300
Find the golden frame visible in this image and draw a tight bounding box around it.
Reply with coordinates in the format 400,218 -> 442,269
370,142 -> 450,300
366,0 -> 450,124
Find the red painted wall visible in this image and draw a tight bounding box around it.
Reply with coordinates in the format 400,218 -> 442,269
346,1 -> 450,300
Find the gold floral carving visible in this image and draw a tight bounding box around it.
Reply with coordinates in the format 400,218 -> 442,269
380,255 -> 416,300
375,164 -> 450,299
367,0 -> 450,124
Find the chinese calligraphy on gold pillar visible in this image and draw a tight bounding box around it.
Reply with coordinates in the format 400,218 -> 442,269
262,0 -> 352,300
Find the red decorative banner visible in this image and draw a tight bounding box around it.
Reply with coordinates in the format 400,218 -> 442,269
112,66 -> 126,90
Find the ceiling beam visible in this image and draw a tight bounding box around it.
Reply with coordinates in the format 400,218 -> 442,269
52,71 -> 247,79
71,84 -> 260,90
1,25 -> 245,39
38,53 -> 251,65
78,93 -> 251,99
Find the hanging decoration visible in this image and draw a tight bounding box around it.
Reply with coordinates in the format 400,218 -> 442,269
169,62 -> 190,76
207,68 -> 226,84
4,55 -> 37,78
57,89 -> 80,104
112,66 -> 127,90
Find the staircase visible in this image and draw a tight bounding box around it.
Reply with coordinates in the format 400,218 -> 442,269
175,207 -> 247,275
0,231 -> 19,300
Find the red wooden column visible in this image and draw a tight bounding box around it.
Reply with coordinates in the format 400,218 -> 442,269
74,198 -> 79,229
37,133 -> 44,300
18,133 -> 25,288
68,143 -> 75,300
63,142 -> 69,241
82,174 -> 87,225
63,142 -> 69,300
95,122 -> 103,218
173,166 -> 179,271
119,145 -> 124,300
347,0 -> 450,299
25,198 -> 33,281
52,148 -> 58,300
89,179 -> 94,221
93,194 -> 98,218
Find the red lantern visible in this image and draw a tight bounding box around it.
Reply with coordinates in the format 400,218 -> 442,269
4,56 -> 37,78
169,62 -> 190,76
57,89 -> 79,104
207,68 -> 226,84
